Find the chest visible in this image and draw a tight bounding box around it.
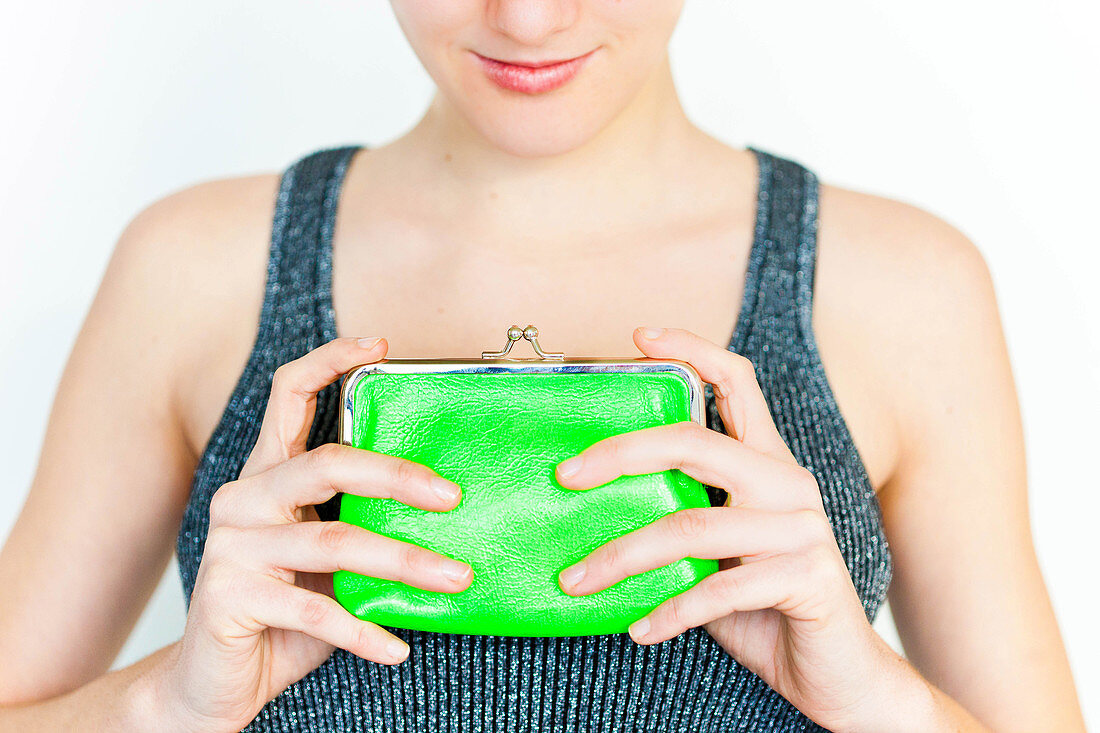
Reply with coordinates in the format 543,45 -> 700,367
177,147 -> 897,494
178,226 -> 896,495
325,209 -> 752,361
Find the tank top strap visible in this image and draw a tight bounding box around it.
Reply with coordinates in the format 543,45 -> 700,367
736,147 -> 821,351
258,144 -> 362,362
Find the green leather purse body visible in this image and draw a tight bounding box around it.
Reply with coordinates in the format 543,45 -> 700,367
333,326 -> 718,637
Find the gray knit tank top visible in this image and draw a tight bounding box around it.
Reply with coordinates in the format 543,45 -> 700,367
177,145 -> 893,732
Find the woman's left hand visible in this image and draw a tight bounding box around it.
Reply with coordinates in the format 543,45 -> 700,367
553,326 -> 923,732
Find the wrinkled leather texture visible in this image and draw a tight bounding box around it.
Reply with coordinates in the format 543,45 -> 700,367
334,371 -> 718,636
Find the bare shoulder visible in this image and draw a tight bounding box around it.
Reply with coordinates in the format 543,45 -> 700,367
103,172 -> 283,457
816,183 -> 995,313
110,172 -> 280,297
811,181 -> 1007,488
115,173 -> 281,283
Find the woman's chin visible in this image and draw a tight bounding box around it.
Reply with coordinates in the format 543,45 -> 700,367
481,128 -> 599,159
461,105 -> 614,159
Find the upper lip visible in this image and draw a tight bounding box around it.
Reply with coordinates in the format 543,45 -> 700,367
474,50 -> 594,68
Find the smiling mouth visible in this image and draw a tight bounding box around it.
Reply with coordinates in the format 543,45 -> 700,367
472,49 -> 597,94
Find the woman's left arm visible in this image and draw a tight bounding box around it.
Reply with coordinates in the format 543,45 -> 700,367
845,215 -> 1086,731
552,317 -> 1083,728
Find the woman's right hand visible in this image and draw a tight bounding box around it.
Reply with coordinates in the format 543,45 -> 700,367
156,336 -> 473,733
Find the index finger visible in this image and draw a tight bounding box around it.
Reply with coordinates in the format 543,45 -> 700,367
632,326 -> 794,463
554,421 -> 822,513
242,336 -> 388,478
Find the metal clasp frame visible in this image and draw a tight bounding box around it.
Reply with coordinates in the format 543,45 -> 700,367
481,325 -> 565,360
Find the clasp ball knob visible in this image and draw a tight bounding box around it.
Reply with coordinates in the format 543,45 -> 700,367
482,324 -> 564,360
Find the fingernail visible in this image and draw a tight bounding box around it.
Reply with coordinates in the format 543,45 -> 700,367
629,616 -> 651,640
441,559 -> 471,582
557,456 -> 583,479
358,336 -> 382,349
386,639 -> 409,660
431,477 -> 460,501
559,560 -> 586,587
640,327 -> 665,340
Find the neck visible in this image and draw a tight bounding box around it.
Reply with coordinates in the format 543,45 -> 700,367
397,53 -> 706,234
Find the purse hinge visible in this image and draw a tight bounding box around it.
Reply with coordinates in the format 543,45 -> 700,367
481,325 -> 565,360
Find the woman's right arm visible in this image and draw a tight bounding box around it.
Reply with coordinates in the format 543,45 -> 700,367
0,186 -> 233,723
0,181 -> 473,731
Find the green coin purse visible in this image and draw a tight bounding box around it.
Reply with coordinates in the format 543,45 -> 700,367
333,325 -> 719,637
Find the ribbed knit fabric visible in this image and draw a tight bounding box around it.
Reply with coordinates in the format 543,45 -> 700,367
177,145 -> 893,732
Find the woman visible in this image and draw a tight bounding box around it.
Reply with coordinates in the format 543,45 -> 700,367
0,2 -> 1085,731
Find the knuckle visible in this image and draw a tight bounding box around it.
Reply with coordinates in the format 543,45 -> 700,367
804,544 -> 841,586
589,537 -> 624,572
398,544 -> 433,578
308,442 -> 343,470
597,540 -> 624,572
792,465 -> 821,494
317,521 -> 353,554
678,420 -> 712,451
672,419 -> 701,443
700,573 -> 731,609
352,623 -> 377,655
794,508 -> 833,544
713,354 -> 751,395
270,363 -> 294,390
208,481 -> 239,526
730,353 -> 757,382
298,595 -> 331,628
393,459 -> 420,488
601,434 -> 625,463
712,568 -> 744,598
195,560 -> 245,610
667,507 -> 708,541
203,525 -> 243,563
662,594 -> 688,630
195,562 -> 228,600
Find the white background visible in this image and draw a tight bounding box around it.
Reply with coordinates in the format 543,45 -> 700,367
1,1 -> 1096,725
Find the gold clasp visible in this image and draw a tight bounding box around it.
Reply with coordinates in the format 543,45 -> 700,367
481,325 -> 565,360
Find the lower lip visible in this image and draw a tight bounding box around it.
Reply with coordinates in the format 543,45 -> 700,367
474,50 -> 596,94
